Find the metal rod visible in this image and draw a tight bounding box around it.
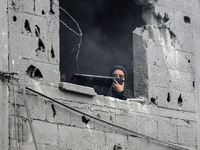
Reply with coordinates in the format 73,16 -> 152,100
25,87 -> 193,150
23,88 -> 38,150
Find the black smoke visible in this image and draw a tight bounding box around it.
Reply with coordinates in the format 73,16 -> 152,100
60,0 -> 145,89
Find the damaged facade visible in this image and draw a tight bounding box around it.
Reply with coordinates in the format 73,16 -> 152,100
0,0 -> 200,150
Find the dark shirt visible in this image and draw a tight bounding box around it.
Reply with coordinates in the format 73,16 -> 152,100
108,84 -> 133,100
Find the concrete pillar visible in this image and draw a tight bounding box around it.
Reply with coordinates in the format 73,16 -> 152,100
0,0 -> 9,149
195,0 -> 200,149
0,81 -> 8,150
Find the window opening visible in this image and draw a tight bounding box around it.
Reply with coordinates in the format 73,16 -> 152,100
59,0 -> 145,93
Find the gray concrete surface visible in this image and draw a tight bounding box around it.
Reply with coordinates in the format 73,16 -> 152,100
0,0 -> 199,149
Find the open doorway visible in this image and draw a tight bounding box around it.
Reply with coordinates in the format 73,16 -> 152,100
59,0 -> 145,90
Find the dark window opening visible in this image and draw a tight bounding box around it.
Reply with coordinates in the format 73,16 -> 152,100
60,0 -> 145,91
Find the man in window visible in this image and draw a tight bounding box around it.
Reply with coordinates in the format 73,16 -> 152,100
108,65 -> 133,100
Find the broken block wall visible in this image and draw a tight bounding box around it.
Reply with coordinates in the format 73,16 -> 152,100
133,1 -> 196,111
8,0 -> 60,87
0,0 -> 200,150
0,0 -> 9,149
1,0 -> 60,149
133,0 -> 199,149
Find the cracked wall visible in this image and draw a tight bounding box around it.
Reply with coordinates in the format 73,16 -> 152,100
0,0 -> 200,150
8,0 -> 60,86
133,0 -> 196,111
133,0 -> 199,149
0,0 -> 9,149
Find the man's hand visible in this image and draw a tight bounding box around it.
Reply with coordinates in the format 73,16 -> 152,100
112,80 -> 124,92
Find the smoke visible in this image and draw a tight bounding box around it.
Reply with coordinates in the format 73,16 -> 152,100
60,0 -> 145,89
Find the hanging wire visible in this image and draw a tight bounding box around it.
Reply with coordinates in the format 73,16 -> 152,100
52,1 -> 83,70
53,3 -> 82,36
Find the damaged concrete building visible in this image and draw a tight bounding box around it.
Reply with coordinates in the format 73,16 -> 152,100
0,0 -> 200,149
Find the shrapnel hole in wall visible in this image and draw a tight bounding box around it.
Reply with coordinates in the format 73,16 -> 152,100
26,65 -> 43,79
38,39 -> 45,51
24,20 -> 31,33
184,16 -> 191,24
34,25 -> 46,54
11,0 -> 20,9
110,116 -> 113,122
151,97 -> 157,105
178,94 -> 183,106
13,16 -> 17,22
42,10 -> 45,15
113,143 -> 122,150
51,45 -> 55,58
51,104 -> 56,118
193,81 -> 195,88
167,92 -> 170,102
169,29 -> 176,39
33,0 -> 35,11
163,13 -> 169,22
35,25 -> 40,37
50,0 -> 55,14
82,115 -> 90,124
36,38 -> 45,53
11,1 -> 15,7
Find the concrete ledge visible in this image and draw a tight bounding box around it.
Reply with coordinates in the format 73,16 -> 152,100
59,82 -> 97,96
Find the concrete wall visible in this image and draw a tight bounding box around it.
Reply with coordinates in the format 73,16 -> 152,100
0,0 -> 199,150
8,0 -> 60,87
0,0 -> 9,149
134,0 -> 196,109
194,0 -> 200,149
133,0 -> 198,149
10,87 -> 198,149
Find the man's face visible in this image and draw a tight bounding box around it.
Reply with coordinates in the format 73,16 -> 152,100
112,69 -> 125,80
